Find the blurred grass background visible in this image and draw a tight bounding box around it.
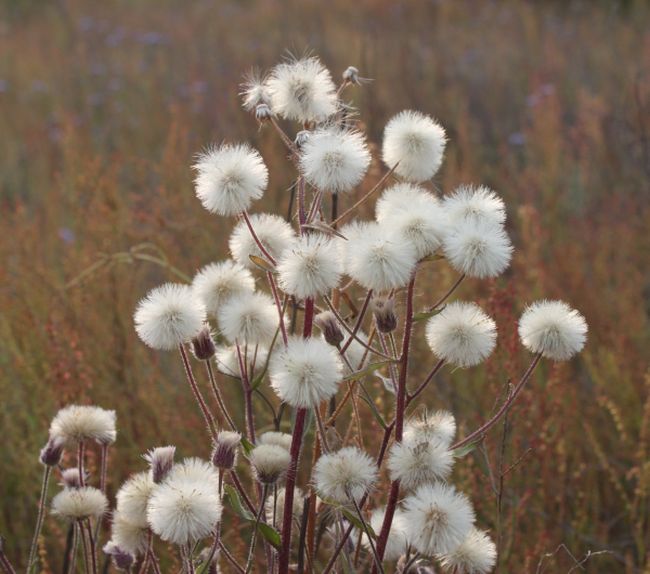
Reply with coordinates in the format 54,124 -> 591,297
1,0 -> 649,571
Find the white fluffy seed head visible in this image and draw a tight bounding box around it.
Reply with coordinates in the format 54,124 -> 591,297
277,234 -> 343,298
134,283 -> 206,351
249,444 -> 291,484
444,185 -> 506,228
214,344 -> 268,379
147,459 -> 222,546
259,431 -> 293,451
299,129 -> 371,193
375,183 -> 439,221
402,483 -> 475,556
387,440 -> 454,491
110,509 -> 148,556
364,508 -> 409,561
51,486 -> 108,520
378,192 -> 450,260
193,144 -> 268,216
437,527 -> 497,574
518,300 -> 588,361
143,446 -> 176,484
229,213 -> 296,269
115,472 -> 155,529
269,336 -> 343,408
345,222 -> 418,292
425,302 -> 497,368
217,292 -> 278,346
382,110 -> 447,182
266,56 -> 338,123
404,410 -> 457,448
49,405 -> 117,446
443,220 -> 513,278
240,70 -> 271,111
59,468 -> 85,489
265,487 -> 304,527
192,261 -> 255,318
313,446 -> 377,503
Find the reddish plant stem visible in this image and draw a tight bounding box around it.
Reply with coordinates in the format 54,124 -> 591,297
407,359 -> 446,405
77,441 -> 85,487
373,272 -> 417,570
235,342 -> 256,443
452,353 -> 543,450
297,177 -> 307,231
339,290 -> 373,354
267,272 -> 288,346
230,471 -> 257,515
179,344 -> 217,439
428,273 -> 466,311
0,543 -> 16,574
206,361 -> 238,431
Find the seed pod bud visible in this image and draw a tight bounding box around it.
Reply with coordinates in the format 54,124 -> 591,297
255,103 -> 272,121
191,327 -> 216,361
342,66 -> 360,84
211,431 -> 241,470
372,295 -> 397,333
103,542 -> 135,571
295,130 -> 311,150
314,311 -> 344,347
40,436 -> 65,467
144,446 -> 176,484
60,468 -> 86,489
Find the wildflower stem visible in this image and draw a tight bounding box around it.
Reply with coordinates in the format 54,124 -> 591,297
26,466 -> 51,573
0,540 -> 16,574
297,177 -> 307,230
313,408 -> 330,453
330,163 -> 398,227
230,471 -> 257,515
79,520 -> 92,574
178,344 -> 217,439
269,116 -> 299,159
83,519 -> 98,574
235,341 -> 256,443
244,485 -> 267,573
373,270 -> 418,570
406,358 -> 446,405
205,361 -> 238,431
65,524 -> 79,574
340,290 -> 373,354
452,353 -> 543,450
277,407 -> 307,574
218,540 -> 245,574
203,522 -> 222,574
242,210 -> 277,266
78,440 -> 86,487
267,272 -> 288,346
348,495 -> 386,574
428,273 -> 466,311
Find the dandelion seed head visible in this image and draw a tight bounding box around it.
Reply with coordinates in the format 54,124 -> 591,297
437,527 -> 497,574
51,486 -> 108,520
265,487 -> 304,527
443,220 -> 513,278
259,431 -> 293,451
49,405 -> 117,446
518,300 -> 587,361
277,233 -> 343,299
313,447 -> 377,503
240,70 -> 270,111
115,471 -> 155,529
192,260 -> 255,318
425,302 -> 497,368
402,483 -> 475,556
444,185 -> 506,228
404,411 -> 457,447
229,213 -> 295,269
193,143 -> 268,216
166,458 -> 220,490
388,439 -> 454,491
346,222 -> 418,292
382,111 -> 447,182
110,509 -> 149,556
299,129 -> 371,193
249,444 -> 291,484
269,336 -> 343,408
217,292 -> 278,346
134,283 -> 206,351
363,508 -> 409,561
266,56 -> 338,123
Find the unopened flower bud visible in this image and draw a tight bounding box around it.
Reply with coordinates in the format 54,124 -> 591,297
144,446 -> 176,484
40,436 -> 65,467
314,311 -> 344,347
294,130 -> 311,150
103,542 -> 135,571
255,103 -> 272,121
191,327 -> 216,361
60,468 -> 86,489
342,66 -> 360,84
372,295 -> 397,333
211,431 -> 241,470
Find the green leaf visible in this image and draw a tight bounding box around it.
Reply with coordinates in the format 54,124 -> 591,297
249,254 -> 276,272
257,522 -> 282,549
223,484 -> 255,521
413,307 -> 445,322
341,360 -> 398,383
453,441 -> 480,458
240,437 -> 255,456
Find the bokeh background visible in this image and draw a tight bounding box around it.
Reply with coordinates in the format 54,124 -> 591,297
1,0 -> 649,572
